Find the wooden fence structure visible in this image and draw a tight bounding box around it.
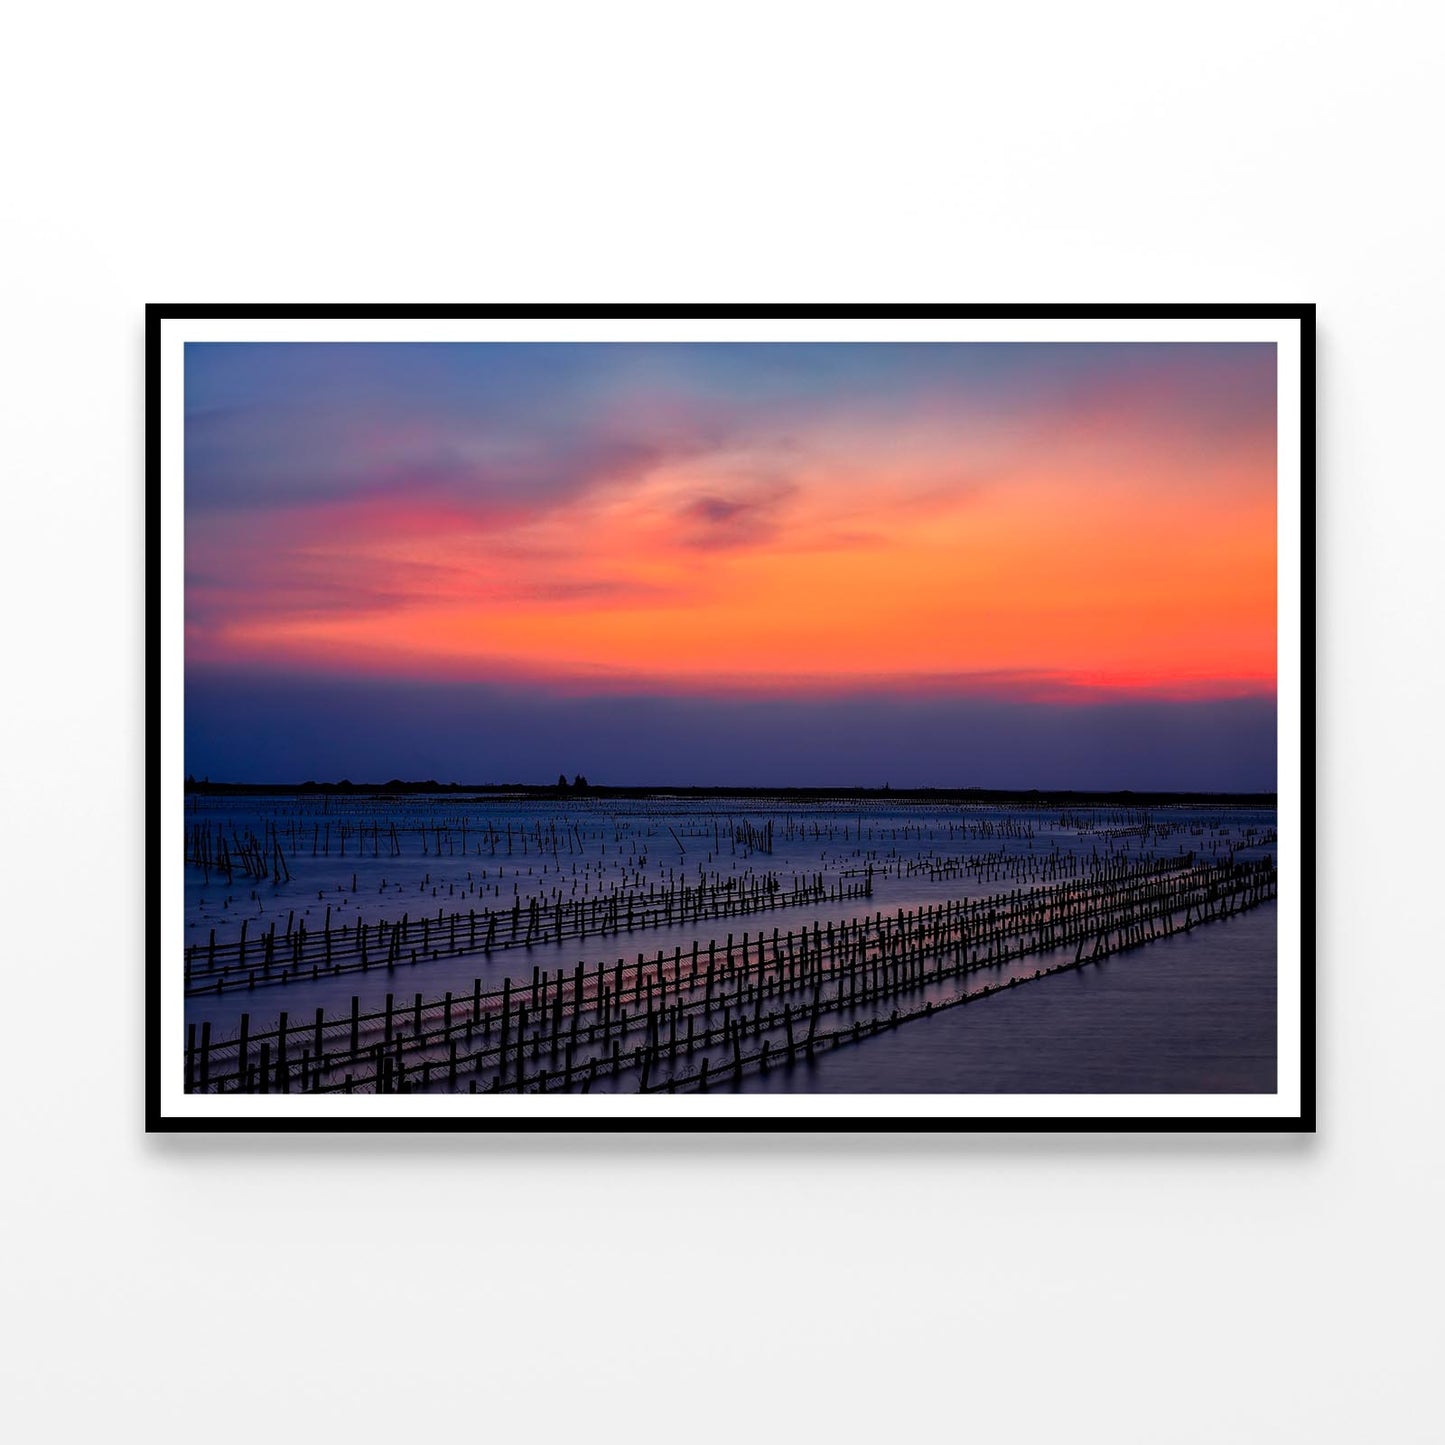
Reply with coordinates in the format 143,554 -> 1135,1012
184,854 -> 1276,1095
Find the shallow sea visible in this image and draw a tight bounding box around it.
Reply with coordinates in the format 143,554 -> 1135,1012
182,794 -> 1278,1094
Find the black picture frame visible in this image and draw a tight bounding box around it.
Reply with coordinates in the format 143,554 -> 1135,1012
146,302 -> 1315,1133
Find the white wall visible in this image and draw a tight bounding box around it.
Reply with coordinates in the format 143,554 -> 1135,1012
1,5 -> 1438,1442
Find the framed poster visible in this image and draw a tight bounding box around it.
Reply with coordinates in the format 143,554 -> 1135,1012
147,304 -> 1314,1131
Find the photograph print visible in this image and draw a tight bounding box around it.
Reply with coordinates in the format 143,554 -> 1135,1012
148,305 -> 1312,1130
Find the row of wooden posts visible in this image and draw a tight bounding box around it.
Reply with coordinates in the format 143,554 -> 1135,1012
195,847 -> 1199,1070
184,855 -> 1276,1095
184,869 -> 874,997
190,814 -> 788,874
901,846 -> 1085,885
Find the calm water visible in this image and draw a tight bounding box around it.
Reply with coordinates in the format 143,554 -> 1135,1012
182,793 -> 1278,1094
735,902 -> 1276,1094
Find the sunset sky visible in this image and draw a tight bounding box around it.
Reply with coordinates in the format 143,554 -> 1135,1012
184,341 -> 1276,787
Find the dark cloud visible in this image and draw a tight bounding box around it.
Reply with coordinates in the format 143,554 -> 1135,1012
674,478 -> 800,549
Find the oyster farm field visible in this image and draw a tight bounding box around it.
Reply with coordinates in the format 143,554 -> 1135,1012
181,792 -> 1278,1096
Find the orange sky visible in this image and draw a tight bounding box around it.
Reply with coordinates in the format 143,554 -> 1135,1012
186,341 -> 1276,702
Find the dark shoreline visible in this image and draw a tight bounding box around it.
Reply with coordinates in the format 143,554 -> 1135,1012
184,780 -> 1276,807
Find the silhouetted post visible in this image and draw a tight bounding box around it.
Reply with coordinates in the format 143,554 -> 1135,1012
276,1011 -> 289,1092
